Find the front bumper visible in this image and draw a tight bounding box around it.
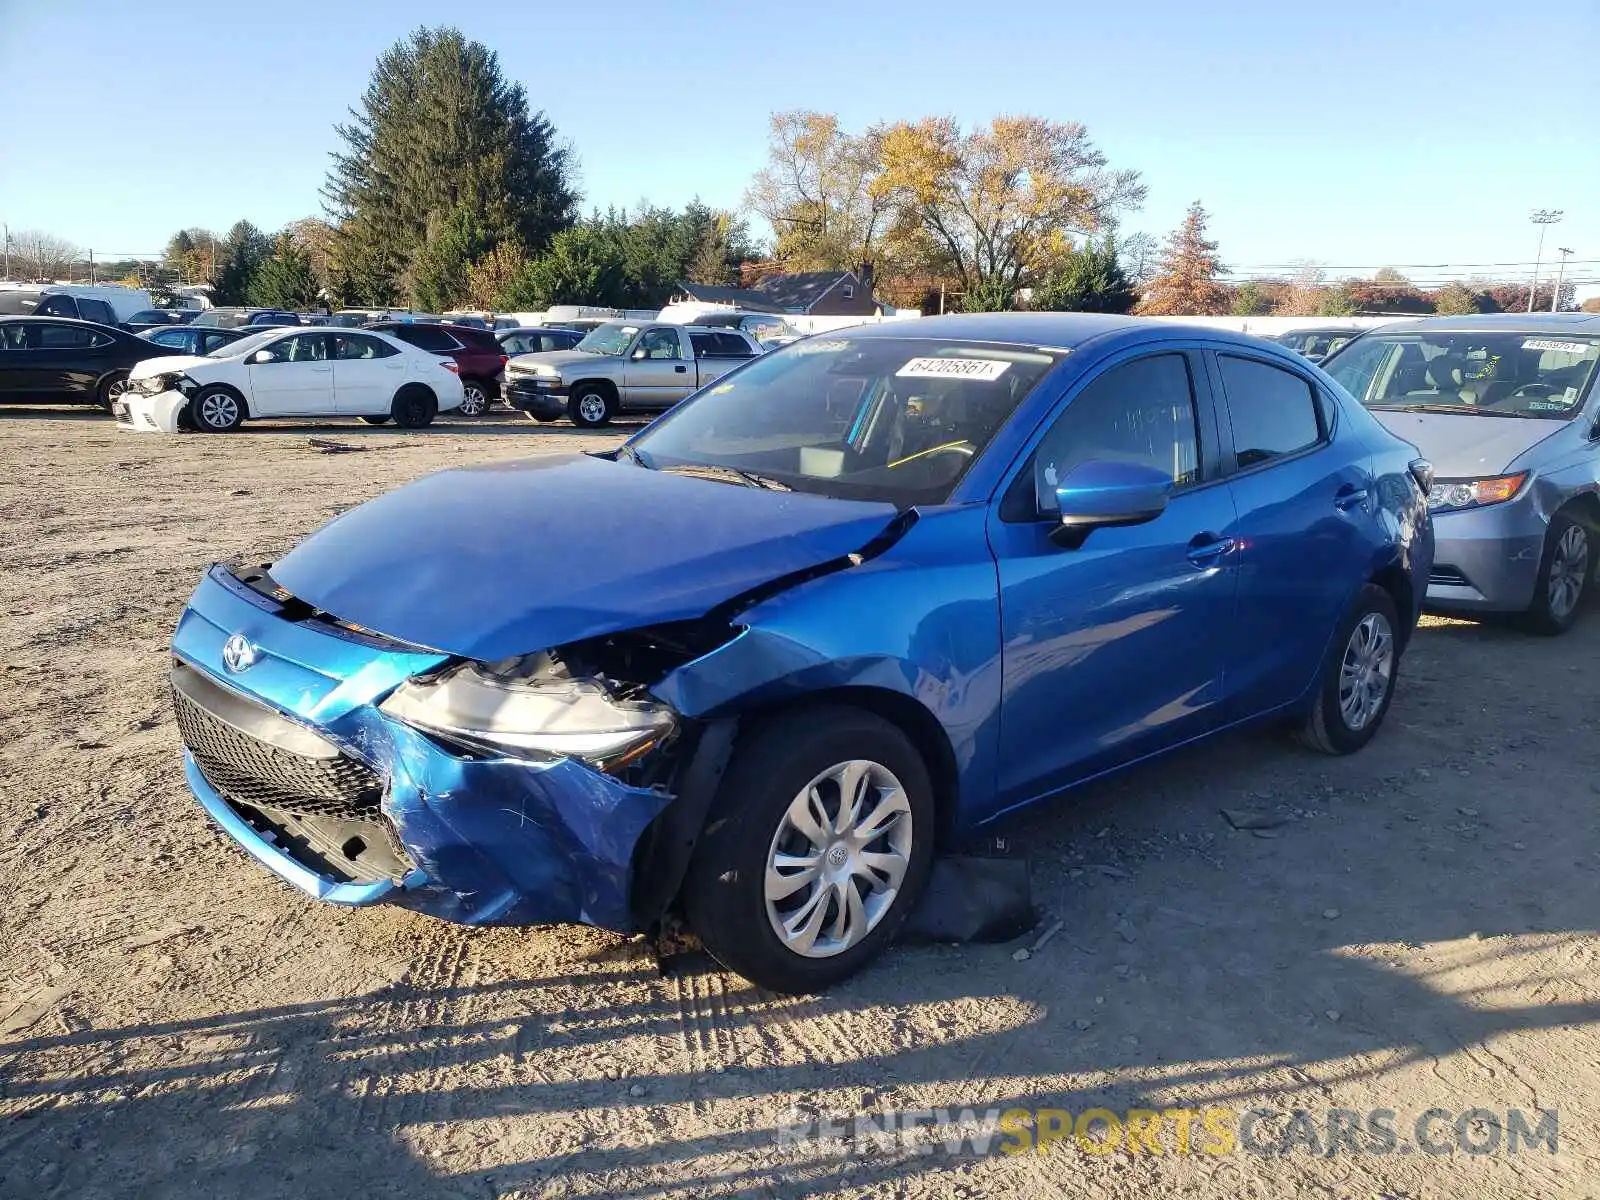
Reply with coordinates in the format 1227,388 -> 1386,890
1425,496 -> 1546,612
116,389 -> 187,433
171,566 -> 675,930
505,377 -> 568,419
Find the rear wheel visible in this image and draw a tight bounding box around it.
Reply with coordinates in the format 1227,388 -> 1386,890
1297,584 -> 1399,755
191,386 -> 244,433
683,707 -> 935,993
1524,511 -> 1591,635
568,384 -> 613,428
458,379 -> 490,417
97,370 -> 130,412
391,386 -> 437,429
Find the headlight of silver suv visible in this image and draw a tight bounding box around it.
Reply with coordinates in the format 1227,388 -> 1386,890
380,653 -> 676,769
1427,472 -> 1527,511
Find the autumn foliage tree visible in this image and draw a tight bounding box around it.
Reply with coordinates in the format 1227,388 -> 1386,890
1135,202 -> 1228,315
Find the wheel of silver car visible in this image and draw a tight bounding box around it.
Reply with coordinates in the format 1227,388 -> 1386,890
192,386 -> 244,432
1337,612 -> 1394,733
763,759 -> 914,959
1525,512 -> 1591,635
568,385 -> 613,428
458,381 -> 489,417
683,706 -> 936,993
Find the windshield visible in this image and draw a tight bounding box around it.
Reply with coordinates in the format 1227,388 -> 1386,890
209,329 -> 280,358
1326,331 -> 1600,419
574,322 -> 640,355
627,336 -> 1058,505
0,291 -> 42,315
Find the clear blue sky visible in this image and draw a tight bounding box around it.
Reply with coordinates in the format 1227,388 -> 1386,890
2,0 -> 1597,287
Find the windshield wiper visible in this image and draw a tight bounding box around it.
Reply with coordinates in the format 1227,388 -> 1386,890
1371,403 -> 1519,417
661,463 -> 792,491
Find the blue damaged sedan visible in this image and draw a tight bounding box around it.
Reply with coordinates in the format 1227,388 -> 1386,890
170,314 -> 1432,992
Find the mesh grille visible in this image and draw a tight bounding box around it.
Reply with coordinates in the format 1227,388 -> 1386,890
173,685 -> 382,819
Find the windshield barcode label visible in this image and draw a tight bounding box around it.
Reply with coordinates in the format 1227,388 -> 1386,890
897,357 -> 1012,381
1522,339 -> 1591,355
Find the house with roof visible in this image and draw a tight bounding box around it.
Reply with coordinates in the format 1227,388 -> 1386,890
672,268 -> 880,317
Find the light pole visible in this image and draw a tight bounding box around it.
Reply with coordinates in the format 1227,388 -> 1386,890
1527,209 -> 1563,312
1551,247 -> 1574,313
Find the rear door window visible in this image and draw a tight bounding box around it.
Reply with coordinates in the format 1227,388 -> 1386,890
1217,355 -> 1324,468
33,295 -> 80,318
33,322 -> 96,350
78,298 -> 116,325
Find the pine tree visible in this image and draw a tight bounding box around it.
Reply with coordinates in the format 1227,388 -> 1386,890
1031,237 -> 1136,313
1135,202 -> 1229,316
324,27 -> 577,306
212,220 -> 273,305
250,236 -> 321,310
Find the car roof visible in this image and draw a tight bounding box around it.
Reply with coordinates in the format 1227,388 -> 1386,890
498,326 -> 578,335
1370,312 -> 1600,336
840,312 -> 1156,350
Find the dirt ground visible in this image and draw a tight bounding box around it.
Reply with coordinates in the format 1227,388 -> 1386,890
1,406 -> 1597,1200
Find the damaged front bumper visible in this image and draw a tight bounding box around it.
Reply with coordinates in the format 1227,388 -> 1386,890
171,566 -> 684,930
117,389 -> 189,433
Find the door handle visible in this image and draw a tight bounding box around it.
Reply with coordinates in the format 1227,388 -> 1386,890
674,365 -> 687,373
1334,485 -> 1369,511
1186,533 -> 1236,566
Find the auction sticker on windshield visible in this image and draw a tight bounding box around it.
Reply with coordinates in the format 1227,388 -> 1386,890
897,356 -> 1012,381
1522,339 -> 1592,355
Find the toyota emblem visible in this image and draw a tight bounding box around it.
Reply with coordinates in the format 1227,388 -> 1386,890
222,633 -> 258,674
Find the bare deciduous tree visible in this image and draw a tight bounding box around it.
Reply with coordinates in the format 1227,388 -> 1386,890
8,229 -> 79,282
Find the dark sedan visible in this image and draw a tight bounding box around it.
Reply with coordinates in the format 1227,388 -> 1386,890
139,325 -> 256,357
0,316 -> 184,410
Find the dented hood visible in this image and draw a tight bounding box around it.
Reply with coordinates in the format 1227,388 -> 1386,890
270,454 -> 899,661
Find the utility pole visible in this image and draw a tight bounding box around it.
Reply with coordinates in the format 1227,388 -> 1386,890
2,222 -> 8,281
1527,209 -> 1563,312
1551,247 -> 1574,313
89,249 -> 95,285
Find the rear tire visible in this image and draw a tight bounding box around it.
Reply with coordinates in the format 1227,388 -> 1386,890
97,370 -> 130,412
568,384 -> 613,428
1297,584 -> 1400,755
683,706 -> 935,993
457,379 -> 490,417
1523,511 -> 1591,635
191,386 -> 244,432
391,386 -> 437,429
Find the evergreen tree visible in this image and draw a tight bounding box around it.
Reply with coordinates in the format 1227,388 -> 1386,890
212,220 -> 273,305
250,236 -> 321,310
324,27 -> 577,305
1031,237 -> 1136,313
1230,281 -> 1273,316
1135,202 -> 1229,316
502,224 -> 628,310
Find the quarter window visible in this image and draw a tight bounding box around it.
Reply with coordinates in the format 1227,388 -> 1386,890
1022,353 -> 1202,517
1217,355 -> 1323,468
395,325 -> 460,353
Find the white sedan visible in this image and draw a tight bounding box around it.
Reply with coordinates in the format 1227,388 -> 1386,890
116,327 -> 465,433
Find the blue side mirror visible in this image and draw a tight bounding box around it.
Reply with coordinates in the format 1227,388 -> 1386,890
1049,460 -> 1173,546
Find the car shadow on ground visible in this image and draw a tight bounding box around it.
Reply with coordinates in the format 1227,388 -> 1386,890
5,605 -> 1597,1197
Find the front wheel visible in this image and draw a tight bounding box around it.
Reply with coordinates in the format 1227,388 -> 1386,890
568,385 -> 613,428
683,707 -> 935,993
191,386 -> 244,432
1297,584 -> 1400,755
1524,512 -> 1591,635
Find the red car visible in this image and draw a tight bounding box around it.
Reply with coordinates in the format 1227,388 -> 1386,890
367,322 -> 507,416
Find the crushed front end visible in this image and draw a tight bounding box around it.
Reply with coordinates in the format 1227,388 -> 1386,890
171,564 -> 699,930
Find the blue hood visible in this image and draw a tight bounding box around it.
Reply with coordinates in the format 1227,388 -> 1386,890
269,454 -> 900,661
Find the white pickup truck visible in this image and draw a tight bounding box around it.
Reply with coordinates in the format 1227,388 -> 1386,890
502,321 -> 761,427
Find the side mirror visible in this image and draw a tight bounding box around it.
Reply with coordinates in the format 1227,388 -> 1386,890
250,349 -> 274,364
1048,460 -> 1173,547
631,346 -> 649,360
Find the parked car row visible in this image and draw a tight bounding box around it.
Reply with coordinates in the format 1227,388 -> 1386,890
163,312 -> 1437,992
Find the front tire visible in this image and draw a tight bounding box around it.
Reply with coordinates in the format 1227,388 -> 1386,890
1524,511 -> 1591,635
1297,584 -> 1400,755
683,707 -> 935,993
568,384 -> 613,428
191,386 -> 244,432
391,386 -> 437,429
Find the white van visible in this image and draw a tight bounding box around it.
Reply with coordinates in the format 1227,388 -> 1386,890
0,283 -> 154,325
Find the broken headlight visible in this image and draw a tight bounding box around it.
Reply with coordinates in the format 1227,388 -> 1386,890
137,372 -> 200,397
379,653 -> 676,768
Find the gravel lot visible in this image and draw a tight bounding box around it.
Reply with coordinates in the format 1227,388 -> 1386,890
2,407 -> 1597,1199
